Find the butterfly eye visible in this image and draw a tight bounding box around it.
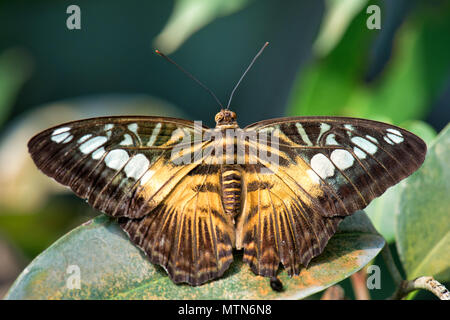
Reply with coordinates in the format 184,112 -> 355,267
215,112 -> 224,123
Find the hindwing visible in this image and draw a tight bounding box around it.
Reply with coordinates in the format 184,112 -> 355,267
120,164 -> 234,285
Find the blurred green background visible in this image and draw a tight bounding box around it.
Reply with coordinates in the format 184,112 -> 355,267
0,0 -> 449,299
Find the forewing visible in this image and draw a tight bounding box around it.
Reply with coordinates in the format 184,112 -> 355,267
28,116 -> 207,218
119,164 -> 234,286
245,116 -> 427,217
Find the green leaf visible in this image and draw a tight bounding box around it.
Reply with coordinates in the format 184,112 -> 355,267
0,48 -> 33,126
365,184 -> 403,244
313,0 -> 369,57
287,2 -> 450,124
153,0 -> 252,54
396,124 -> 450,282
287,6 -> 376,118
365,121 -> 437,242
5,211 -> 384,299
363,10 -> 450,123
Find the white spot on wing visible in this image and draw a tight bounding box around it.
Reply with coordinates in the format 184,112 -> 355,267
384,136 -> 394,145
318,123 -> 331,141
310,153 -> 335,179
325,133 -> 339,145
78,134 -> 92,143
365,135 -> 378,143
386,133 -> 404,144
104,149 -> 129,170
128,123 -> 138,134
52,127 -> 70,136
331,149 -> 354,170
354,147 -> 366,159
147,123 -> 162,146
351,136 -> 377,155
92,147 -> 106,160
51,132 -> 71,143
344,124 -> 354,131
80,136 -> 107,154
64,135 -> 73,143
120,134 -> 133,146
387,128 -> 402,136
124,154 -> 149,180
295,123 -> 313,146
104,124 -> 114,138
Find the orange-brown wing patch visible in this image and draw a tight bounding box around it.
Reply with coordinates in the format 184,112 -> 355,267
120,164 -> 235,286
237,163 -> 342,277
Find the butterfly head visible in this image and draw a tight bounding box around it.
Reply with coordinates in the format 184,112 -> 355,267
215,109 -> 238,128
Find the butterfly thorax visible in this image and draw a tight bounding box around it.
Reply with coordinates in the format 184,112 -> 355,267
215,109 -> 238,129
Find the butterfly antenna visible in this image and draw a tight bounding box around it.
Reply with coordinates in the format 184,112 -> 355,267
155,49 -> 224,109
226,41 -> 269,110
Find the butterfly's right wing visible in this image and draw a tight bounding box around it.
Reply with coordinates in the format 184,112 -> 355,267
120,163 -> 235,286
237,116 -> 426,278
28,116 -> 207,218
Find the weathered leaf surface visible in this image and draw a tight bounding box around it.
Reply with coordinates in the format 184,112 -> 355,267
5,211 -> 384,300
396,124 -> 450,282
365,121 -> 437,242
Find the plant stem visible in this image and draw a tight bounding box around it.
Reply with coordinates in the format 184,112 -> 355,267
389,277 -> 450,300
350,268 -> 370,300
321,285 -> 345,300
381,243 -> 450,300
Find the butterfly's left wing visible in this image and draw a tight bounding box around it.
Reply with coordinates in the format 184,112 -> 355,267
237,116 -> 426,277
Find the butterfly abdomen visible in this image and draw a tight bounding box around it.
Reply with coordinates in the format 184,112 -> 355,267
220,165 -> 242,217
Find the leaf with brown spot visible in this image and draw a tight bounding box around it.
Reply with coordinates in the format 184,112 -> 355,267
5,211 -> 384,299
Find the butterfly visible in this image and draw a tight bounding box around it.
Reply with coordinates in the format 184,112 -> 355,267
28,110 -> 426,286
27,43 -> 427,286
